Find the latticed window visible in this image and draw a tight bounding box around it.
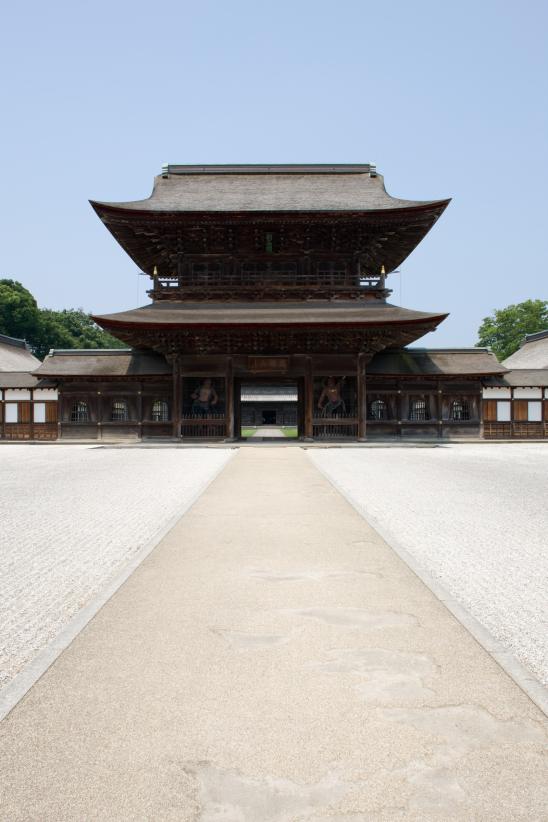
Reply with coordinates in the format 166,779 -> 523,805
70,400 -> 89,423
450,399 -> 470,421
151,399 -> 169,422
190,262 -> 223,283
241,261 -> 297,282
316,261 -> 347,283
111,400 -> 129,421
369,399 -> 388,420
409,399 -> 429,421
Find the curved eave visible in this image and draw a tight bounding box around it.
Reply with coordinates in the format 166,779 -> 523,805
92,305 -> 448,331
90,199 -> 451,218
90,199 -> 450,279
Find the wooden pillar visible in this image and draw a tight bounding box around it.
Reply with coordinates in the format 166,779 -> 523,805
29,388 -> 34,441
57,391 -> 62,440
225,357 -> 235,440
234,378 -> 241,439
97,389 -> 103,440
304,356 -> 314,440
357,352 -> 367,441
137,385 -> 143,440
172,358 -> 182,439
436,383 -> 443,438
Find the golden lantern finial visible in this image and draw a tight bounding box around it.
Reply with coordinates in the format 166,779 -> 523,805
381,265 -> 386,275
153,266 -> 158,277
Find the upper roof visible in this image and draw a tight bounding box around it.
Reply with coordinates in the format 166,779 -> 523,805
91,164 -> 450,214
0,334 -> 41,372
502,329 -> 548,369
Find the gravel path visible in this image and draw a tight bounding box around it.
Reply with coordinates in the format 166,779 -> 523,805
0,445 -> 232,691
308,443 -> 548,685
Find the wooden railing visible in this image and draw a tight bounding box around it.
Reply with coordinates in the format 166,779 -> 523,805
484,422 -> 547,439
313,413 -> 358,440
181,414 -> 226,439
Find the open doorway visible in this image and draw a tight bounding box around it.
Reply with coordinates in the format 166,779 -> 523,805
238,381 -> 300,439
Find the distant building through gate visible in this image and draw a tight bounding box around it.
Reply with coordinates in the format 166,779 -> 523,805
240,384 -> 298,427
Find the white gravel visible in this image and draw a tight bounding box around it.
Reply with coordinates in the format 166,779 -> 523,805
308,444 -> 548,686
0,445 -> 232,691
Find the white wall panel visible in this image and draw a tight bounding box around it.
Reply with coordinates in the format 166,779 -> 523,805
33,402 -> 46,423
5,403 -> 18,422
513,387 -> 542,399
527,402 -> 542,422
4,389 -> 31,400
33,389 -> 58,400
482,387 -> 511,399
496,401 -> 511,421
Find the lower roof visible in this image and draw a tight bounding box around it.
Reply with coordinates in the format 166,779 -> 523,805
502,331 -> 548,369
93,301 -> 448,328
34,347 -> 505,379
484,369 -> 548,387
369,348 -> 505,376
0,372 -> 42,388
35,349 -> 170,378
0,335 -> 41,373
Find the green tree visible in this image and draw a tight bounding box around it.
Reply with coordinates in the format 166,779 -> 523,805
0,279 -> 40,341
477,299 -> 548,361
0,279 -> 126,359
31,308 -> 125,359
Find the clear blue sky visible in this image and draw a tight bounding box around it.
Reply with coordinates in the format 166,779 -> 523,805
1,0 -> 547,347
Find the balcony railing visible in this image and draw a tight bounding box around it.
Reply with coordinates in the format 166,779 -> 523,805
149,267 -> 387,298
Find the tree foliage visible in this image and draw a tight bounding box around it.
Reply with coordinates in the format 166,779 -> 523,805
477,299 -> 548,361
0,279 -> 126,359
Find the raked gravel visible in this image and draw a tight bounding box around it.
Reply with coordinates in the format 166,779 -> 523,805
0,445 -> 232,691
308,443 -> 548,686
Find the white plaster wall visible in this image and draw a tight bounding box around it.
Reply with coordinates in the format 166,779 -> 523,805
4,390 -> 31,400
513,387 -> 543,399
482,387 -> 511,399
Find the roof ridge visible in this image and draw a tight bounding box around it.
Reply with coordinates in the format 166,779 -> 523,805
47,348 -> 133,355
522,329 -> 548,344
0,333 -> 31,349
162,163 -> 376,176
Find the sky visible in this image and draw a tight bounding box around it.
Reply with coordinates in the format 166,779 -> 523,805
1,0 -> 547,347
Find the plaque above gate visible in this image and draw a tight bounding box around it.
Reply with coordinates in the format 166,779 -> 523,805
248,356 -> 289,373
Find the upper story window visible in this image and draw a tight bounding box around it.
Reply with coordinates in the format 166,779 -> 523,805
450,399 -> 470,421
151,399 -> 169,422
111,400 -> 129,422
70,400 -> 89,423
369,399 -> 388,420
409,398 -> 429,421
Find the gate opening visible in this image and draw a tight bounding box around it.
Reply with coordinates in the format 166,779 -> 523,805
239,381 -> 300,439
